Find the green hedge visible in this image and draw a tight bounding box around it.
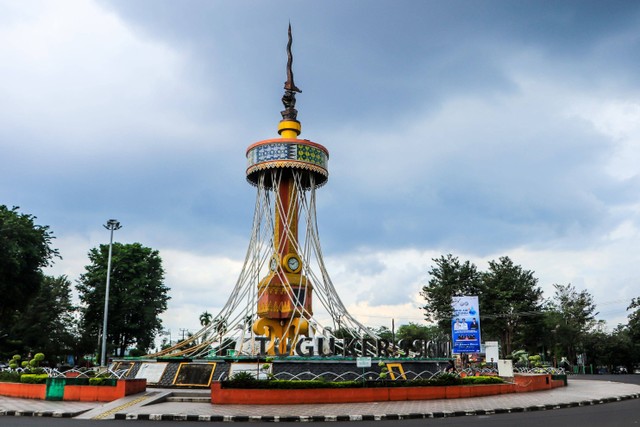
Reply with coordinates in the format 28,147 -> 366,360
62,378 -> 91,386
0,375 -> 119,386
0,371 -> 21,383
20,374 -> 49,384
460,376 -> 504,385
88,377 -> 118,386
221,375 -> 504,389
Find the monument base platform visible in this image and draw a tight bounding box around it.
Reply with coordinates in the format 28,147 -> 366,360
112,357 -> 448,389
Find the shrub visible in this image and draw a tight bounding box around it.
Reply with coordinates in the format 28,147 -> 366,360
89,377 -> 105,386
20,374 -> 48,384
221,376 -> 505,390
5,353 -> 47,374
461,376 -> 503,385
0,371 -> 21,383
528,354 -> 543,368
429,373 -> 461,386
88,377 -> 117,386
9,355 -> 21,370
226,371 -> 258,387
378,361 -> 389,379
222,379 -> 359,389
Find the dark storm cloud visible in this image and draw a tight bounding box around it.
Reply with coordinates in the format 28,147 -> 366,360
97,1 -> 640,127
3,0 -> 639,329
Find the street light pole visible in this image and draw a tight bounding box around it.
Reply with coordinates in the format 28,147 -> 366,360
101,219 -> 122,368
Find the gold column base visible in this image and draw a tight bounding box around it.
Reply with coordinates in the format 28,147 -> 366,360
252,317 -> 309,355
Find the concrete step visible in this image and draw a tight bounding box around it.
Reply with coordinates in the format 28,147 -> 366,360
166,396 -> 211,403
165,390 -> 211,403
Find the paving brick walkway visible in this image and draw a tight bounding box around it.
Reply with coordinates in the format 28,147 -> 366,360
2,378 -> 639,421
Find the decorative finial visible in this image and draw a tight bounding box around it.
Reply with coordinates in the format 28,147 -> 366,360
281,23 -> 301,121
284,23 -> 301,94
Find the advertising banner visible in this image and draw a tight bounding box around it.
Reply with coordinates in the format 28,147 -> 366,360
451,296 -> 481,354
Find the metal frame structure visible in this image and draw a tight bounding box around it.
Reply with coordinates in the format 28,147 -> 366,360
148,26 -> 380,359
150,167 -> 378,358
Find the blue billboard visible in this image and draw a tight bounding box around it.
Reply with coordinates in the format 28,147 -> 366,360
451,296 -> 481,354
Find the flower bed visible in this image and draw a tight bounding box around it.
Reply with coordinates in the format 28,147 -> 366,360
211,374 -> 566,405
220,375 -> 503,389
0,378 -> 146,402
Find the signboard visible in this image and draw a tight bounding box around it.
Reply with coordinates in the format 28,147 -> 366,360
485,341 -> 499,364
173,362 -> 216,387
498,359 -> 513,377
356,357 -> 372,368
227,335 -> 448,358
134,362 -> 168,384
112,361 -> 134,376
451,296 -> 481,354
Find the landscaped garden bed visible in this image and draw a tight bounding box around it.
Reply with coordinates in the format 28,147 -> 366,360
0,377 -> 146,401
0,353 -> 147,401
211,373 -> 566,404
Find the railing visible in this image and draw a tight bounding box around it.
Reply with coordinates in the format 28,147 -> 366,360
0,366 -> 125,379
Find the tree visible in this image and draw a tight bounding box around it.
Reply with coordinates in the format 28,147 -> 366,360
626,297 -> 640,365
199,310 -> 213,345
76,242 -> 170,358
582,324 -> 633,372
546,283 -> 598,364
627,297 -> 640,341
480,256 -> 544,356
420,254 -> 482,335
9,275 -> 77,364
396,322 -> 446,343
199,311 -> 213,327
0,206 -> 59,338
371,326 -> 393,341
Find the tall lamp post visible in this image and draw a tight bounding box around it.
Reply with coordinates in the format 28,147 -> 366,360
101,219 -> 122,368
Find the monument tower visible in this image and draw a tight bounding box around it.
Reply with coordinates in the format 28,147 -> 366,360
152,26 -> 377,358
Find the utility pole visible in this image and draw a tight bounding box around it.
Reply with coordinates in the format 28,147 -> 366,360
101,219 -> 122,368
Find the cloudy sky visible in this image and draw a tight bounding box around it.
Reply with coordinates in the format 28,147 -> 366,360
2,0 -> 639,338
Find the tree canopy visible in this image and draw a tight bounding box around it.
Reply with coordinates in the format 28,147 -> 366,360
421,254 -> 545,356
396,322 -> 446,343
626,297 -> 640,365
480,256 -> 544,355
0,206 -> 59,335
76,242 -> 170,359
627,297 -> 640,342
199,311 -> 213,327
544,283 -> 598,363
420,254 -> 482,333
8,275 -> 76,361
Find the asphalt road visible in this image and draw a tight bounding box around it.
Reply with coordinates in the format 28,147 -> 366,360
1,399 -> 638,427
580,373 -> 640,385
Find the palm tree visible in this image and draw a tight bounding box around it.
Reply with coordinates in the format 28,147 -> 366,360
199,311 -> 213,327
199,311 -> 213,345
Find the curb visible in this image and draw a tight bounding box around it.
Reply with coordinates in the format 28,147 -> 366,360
0,410 -> 82,418
113,393 -> 640,421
